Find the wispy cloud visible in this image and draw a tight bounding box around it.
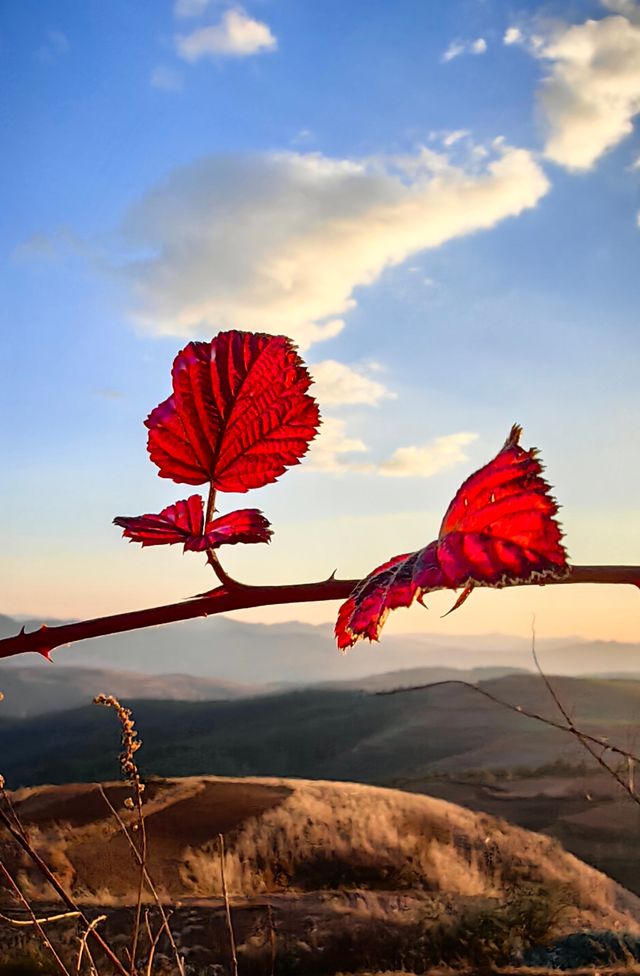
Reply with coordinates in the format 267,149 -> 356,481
442,37 -> 487,62
118,143 -> 549,349
176,7 -> 277,61
38,29 -> 69,63
150,65 -> 184,91
174,0 -> 215,18
305,417 -> 369,473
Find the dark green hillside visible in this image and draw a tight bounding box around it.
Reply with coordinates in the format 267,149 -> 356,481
3,675 -> 640,788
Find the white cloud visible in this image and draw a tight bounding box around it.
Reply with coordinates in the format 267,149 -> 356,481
176,8 -> 277,60
636,209 -> 640,225
119,144 -> 549,349
442,37 -> 487,61
310,360 -> 395,406
174,0 -> 214,17
305,418 -> 368,473
504,27 -> 523,45
150,65 -> 184,91
536,11 -> 640,170
378,432 -> 479,478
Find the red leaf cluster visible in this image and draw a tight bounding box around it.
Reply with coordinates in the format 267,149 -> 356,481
114,495 -> 272,553
336,425 -> 569,649
145,331 -> 320,491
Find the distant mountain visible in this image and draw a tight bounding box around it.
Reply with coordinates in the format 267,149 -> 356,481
0,660 -> 529,719
0,665 -> 266,719
319,664 -> 531,692
3,613 -> 637,683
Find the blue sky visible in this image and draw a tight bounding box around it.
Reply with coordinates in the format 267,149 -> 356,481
1,0 -> 639,642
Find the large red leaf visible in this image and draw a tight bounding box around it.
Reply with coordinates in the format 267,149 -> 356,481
114,495 -> 272,552
335,425 -> 569,650
145,331 -> 320,491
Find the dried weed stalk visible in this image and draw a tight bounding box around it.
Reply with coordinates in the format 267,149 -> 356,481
93,695 -> 148,975
93,695 -> 186,976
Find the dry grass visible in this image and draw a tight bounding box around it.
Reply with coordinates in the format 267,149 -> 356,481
4,775 -> 639,938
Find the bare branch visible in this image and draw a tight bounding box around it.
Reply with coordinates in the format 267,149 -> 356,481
377,678 -> 640,765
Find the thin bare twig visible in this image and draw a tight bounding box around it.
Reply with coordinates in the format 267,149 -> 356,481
0,910 -> 81,927
266,899 -> 276,976
528,619 -> 640,809
1,564 -> 638,662
377,680 -> 640,765
144,908 -> 170,976
379,630 -> 640,810
218,833 -> 238,976
76,914 -> 106,976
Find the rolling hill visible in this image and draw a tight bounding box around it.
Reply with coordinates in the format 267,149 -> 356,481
0,665 -> 266,718
3,673 -> 640,897
3,674 -> 640,789
5,775 -> 639,931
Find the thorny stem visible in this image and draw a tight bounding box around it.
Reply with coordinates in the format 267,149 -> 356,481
204,483 -> 242,589
0,565 -> 638,662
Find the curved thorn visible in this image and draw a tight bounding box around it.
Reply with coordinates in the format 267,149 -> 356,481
441,584 -> 475,618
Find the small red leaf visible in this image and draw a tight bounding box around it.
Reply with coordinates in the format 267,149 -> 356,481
145,331 -> 320,491
114,496 -> 272,552
335,425 -> 569,650
195,508 -> 273,551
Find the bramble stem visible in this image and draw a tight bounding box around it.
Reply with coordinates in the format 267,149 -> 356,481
0,565 -> 638,662
204,483 -> 240,588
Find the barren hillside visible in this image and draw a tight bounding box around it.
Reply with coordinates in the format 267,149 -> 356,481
4,775 -> 639,935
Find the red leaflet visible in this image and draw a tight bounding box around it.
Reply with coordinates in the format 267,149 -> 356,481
335,425 -> 569,650
114,495 -> 272,552
145,330 -> 320,491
